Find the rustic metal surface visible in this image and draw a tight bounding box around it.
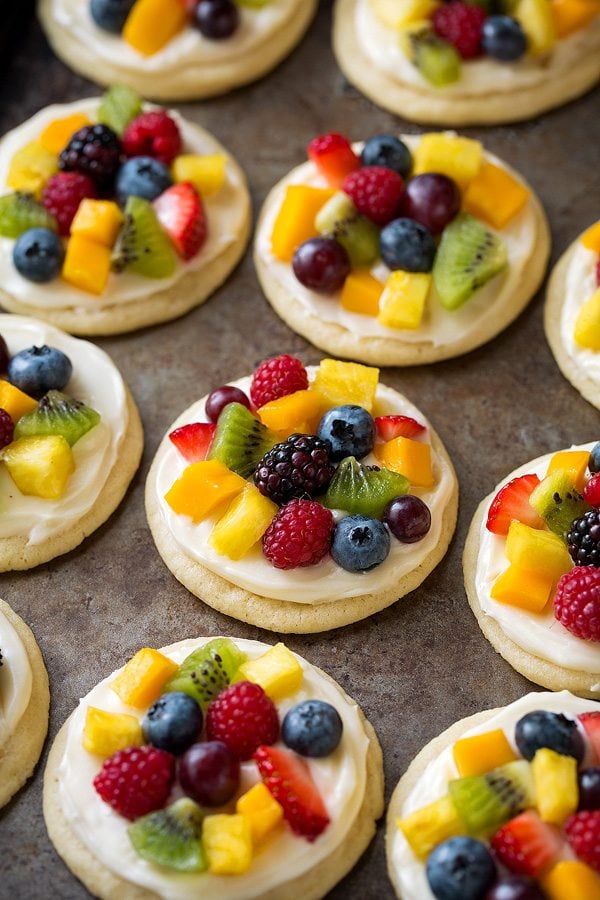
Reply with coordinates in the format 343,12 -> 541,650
0,3 -> 599,897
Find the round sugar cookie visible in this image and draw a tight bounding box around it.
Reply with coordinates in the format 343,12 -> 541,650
0,598 -> 50,809
463,442 -> 600,699
545,222 -> 600,411
38,0 -> 317,102
0,314 -> 143,571
0,97 -> 251,336
333,0 -> 600,126
44,635 -> 384,900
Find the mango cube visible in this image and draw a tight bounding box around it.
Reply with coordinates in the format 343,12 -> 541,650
70,199 -> 123,247
312,358 -> 379,413
452,730 -> 518,778
202,814 -> 252,876
209,484 -> 278,560
271,185 -> 336,262
1,435 -> 74,499
515,0 -> 557,53
123,0 -> 187,55
236,783 -> 284,843
7,141 -> 58,198
505,521 -> 572,582
490,563 -> 553,613
397,795 -> 465,859
532,748 -> 578,825
543,860 -> 600,900
164,459 -> 246,523
413,134 -> 482,188
83,706 -> 143,757
375,436 -> 434,487
574,288 -> 600,350
550,0 -> 600,36
463,162 -> 530,229
546,449 -> 590,492
111,648 -> 178,708
257,389 -> 325,437
62,234 -> 111,295
369,0 -> 441,27
581,220 -> 600,253
0,380 -> 37,423
235,642 -> 303,700
340,269 -> 384,316
39,114 -> 90,155
378,271 -> 430,330
172,154 -> 226,196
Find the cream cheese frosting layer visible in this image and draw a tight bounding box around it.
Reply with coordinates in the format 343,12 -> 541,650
152,371 -> 455,604
57,637 -> 370,900
390,691 -> 598,900
0,607 -> 33,751
560,240 -> 600,385
0,100 -> 247,311
474,443 -> 600,675
0,315 -> 127,544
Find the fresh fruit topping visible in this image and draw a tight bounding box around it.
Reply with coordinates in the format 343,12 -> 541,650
532,747 -> 578,825
514,0 -> 556,55
515,710 -> 585,762
433,212 -> 507,310
112,195 -> 177,277
340,269 -> 384,316
164,638 -> 246,710
97,84 -> 143,135
307,132 -> 361,187
529,470 -> 590,538
408,32 -> 462,87
14,391 -> 100,446
142,691 -> 203,755
542,859 -> 600,900
585,474 -> 600,508
375,415 -> 426,441
128,797 -> 206,872
270,185 -> 336,263
93,745 -> 175,820
426,837 -> 496,900
1,435 -> 74,499
568,511 -> 600,568
234,642 -> 303,701
205,385 -> 251,422
505,521 -> 571,583
485,875 -> 546,900
0,192 -> 57,238
210,483 -> 278,560
490,810 -> 562,877
342,166 -> 405,225
70,198 -> 123,247
202,813 -> 252,875
7,345 -> 72,399
360,134 -> 412,179
315,193 -> 381,268
463,162 -> 530,230
6,141 -> 58,198
250,354 -> 308,409
379,268 -> 432,330
83,707 -> 143,757
115,156 -> 172,205
0,380 -> 37,423
123,111 -> 182,165
209,402 -> 277,478
491,565 -> 553,613
485,474 -> 542,535
62,234 -> 112,295
312,358 -> 379,413
413,134 -> 482,188
574,288 -> 600,351
317,405 -> 375,462
111,648 -> 179,708
384,494 -> 432,542
179,740 -> 240,806
193,0 -> 240,39
401,173 -> 461,236
432,0 -> 487,58
254,433 -> 334,504
580,712 -> 600,762
0,337 -> 8,374
59,124 -> 121,189
482,14 -> 528,59
39,113 -> 91,155
169,422 -> 216,462
153,182 -> 206,261
0,410 -> 14,450
452,730 -> 518,778
165,459 -> 245,522
579,768 -> 600,810
236,782 -> 284,844
123,0 -> 187,54
172,153 -> 226,196
262,498 -> 334,568
282,700 -> 342,758
547,449 -> 590,492
12,227 -> 64,284
398,795 -> 466,860
42,172 -> 97,236
292,236 -> 350,292
380,217 -> 437,272
581,222 -> 600,254
591,442 -> 600,475
565,810 -> 600,871
253,745 -> 330,841
374,435 -> 434,487
331,514 -> 390,572
91,0 -> 136,32
206,681 -> 279,760
370,0 -> 442,28
323,456 -> 409,518
554,567 -> 600,641
449,760 -> 534,834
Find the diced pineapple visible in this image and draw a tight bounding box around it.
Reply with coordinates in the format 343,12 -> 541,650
62,234 -> 112,295
413,133 -> 483,188
532,748 -> 578,825
39,114 -> 90,155
581,221 -> 600,253
397,795 -> 465,859
209,484 -> 278,560
463,162 -> 530,229
70,199 -> 123,247
236,782 -> 283,843
546,449 -> 589,492
378,271 -> 431,330
0,380 -> 37,423
257,390 -> 325,437
515,0 -> 557,53
574,288 -> 600,350
234,642 -> 303,700
550,0 -> 600,37
452,730 -> 518,778
1,435 -> 74,499
111,648 -> 178,708
7,141 -> 58,198
83,706 -> 143,757
543,860 -> 600,900
505,521 -> 572,582
123,0 -> 187,55
172,154 -> 226,196
340,269 -> 384,316
374,436 -> 434,487
202,814 -> 252,876
164,459 -> 246,523
369,0 -> 440,27
271,186 -> 336,263
312,359 -> 380,413
490,563 -> 553,612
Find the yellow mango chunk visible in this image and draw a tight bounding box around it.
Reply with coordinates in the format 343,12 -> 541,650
235,642 -> 303,700
340,269 -> 384,316
0,380 -> 37,423
1,434 -> 74,499
463,162 -> 530,229
62,234 -> 111,295
375,436 -> 434,487
413,134 -> 482,188
123,0 -> 187,55
257,390 -> 325,437
515,0 -> 557,53
83,706 -> 143,757
397,795 -> 465,859
581,220 -> 600,253
172,154 -> 226,196
271,185 -> 336,263
452,730 -> 518,778
70,199 -> 123,247
202,814 -> 252,876
111,648 -> 178,708
546,449 -> 590,492
165,459 -> 246,523
490,563 -> 553,613
369,0 -> 440,27
532,747 -> 578,825
209,484 -> 278,560
236,783 -> 283,844
312,358 -> 379,413
39,114 -> 90,155
550,0 -> 600,36
378,271 -> 430,330
543,860 -> 600,900
574,288 -> 600,350
505,521 -> 572,582
7,141 -> 58,198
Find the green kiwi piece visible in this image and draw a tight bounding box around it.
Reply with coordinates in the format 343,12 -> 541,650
14,390 -> 100,446
164,638 -> 247,710
322,456 -> 409,518
97,84 -> 143,136
410,32 -> 462,87
315,192 -> 356,234
433,213 -> 508,310
209,403 -> 278,479
128,798 -> 206,872
529,470 -> 591,538
315,192 -> 380,268
0,192 -> 58,238
111,196 -> 177,278
448,760 -> 534,837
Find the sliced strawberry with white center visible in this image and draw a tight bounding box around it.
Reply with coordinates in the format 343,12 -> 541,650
153,182 -> 207,261
169,422 -> 216,462
486,474 -> 543,535
375,415 -> 426,442
253,745 -> 330,841
490,810 -> 563,878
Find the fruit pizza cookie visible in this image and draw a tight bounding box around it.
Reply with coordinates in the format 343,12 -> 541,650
0,599 -> 49,808
38,0 -> 317,101
254,131 -> 549,366
545,221 -> 600,412
387,691 -> 600,899
146,355 -> 458,632
0,87 -> 250,335
0,314 -> 142,570
333,0 -> 600,125
464,442 -> 600,698
44,635 -> 384,899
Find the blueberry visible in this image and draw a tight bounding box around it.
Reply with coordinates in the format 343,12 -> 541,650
426,837 -> 496,900
360,135 -> 412,179
578,767 -> 600,810
379,218 -> 436,273
282,700 -> 343,757
514,710 -> 585,762
482,16 -> 528,61
317,405 -> 375,462
115,156 -> 172,205
590,442 -> 600,474
331,515 -> 390,572
142,692 -> 203,755
8,345 -> 72,399
90,0 -> 136,33
13,227 -> 64,283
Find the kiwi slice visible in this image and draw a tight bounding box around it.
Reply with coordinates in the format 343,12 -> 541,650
14,391 -> 100,446
316,192 -> 380,268
209,403 -> 278,479
0,192 -> 58,238
433,213 -> 508,310
322,456 -> 409,518
448,760 -> 534,837
409,32 -> 462,87
128,798 -> 206,872
112,196 -> 177,279
529,470 -> 591,538
164,638 -> 247,710
97,84 -> 143,136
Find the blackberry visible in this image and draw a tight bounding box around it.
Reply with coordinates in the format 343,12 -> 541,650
59,124 -> 121,189
254,433 -> 334,505
568,509 -> 600,568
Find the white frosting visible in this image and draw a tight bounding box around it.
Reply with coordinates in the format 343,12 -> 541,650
255,137 -> 538,348
474,443 -> 600,676
0,100 -> 247,310
152,370 -> 455,603
57,637 -> 370,900
0,315 -> 127,544
560,237 -> 600,385
0,608 -> 32,750
390,691 -> 600,900
356,0 -> 600,96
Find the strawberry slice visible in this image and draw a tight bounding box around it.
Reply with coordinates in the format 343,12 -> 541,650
375,415 -> 426,441
153,182 -> 207,261
486,474 -> 543,535
307,133 -> 360,187
253,745 -> 330,841
579,712 -> 600,763
490,811 -> 563,878
169,422 -> 216,462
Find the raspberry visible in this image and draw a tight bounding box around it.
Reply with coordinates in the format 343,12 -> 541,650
554,566 -> 600,641
433,1 -> 487,59
250,354 -> 308,409
565,811 -> 600,871
341,166 -> 404,225
568,509 -> 600,567
59,123 -> 121,189
122,111 -> 182,165
42,172 -> 97,235
584,473 -> 600,507
263,499 -> 334,569
93,745 -> 175,820
206,681 -> 279,760
254,434 -> 334,505
0,409 -> 14,449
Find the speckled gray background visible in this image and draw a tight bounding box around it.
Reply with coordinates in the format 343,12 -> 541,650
0,2 -> 599,897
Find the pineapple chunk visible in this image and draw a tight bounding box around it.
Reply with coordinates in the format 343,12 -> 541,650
490,563 -> 553,612
397,795 -> 465,859
312,359 -> 380,413
378,271 -> 431,330
463,162 -> 530,229
546,449 -> 590,492
581,221 -> 600,253
271,185 -> 336,263
0,380 -> 37,423
172,154 -> 226,196
374,436 -> 434,487
532,748 -> 578,825
340,269 -> 384,316
515,0 -> 557,53
1,435 -> 74,499
83,706 -> 143,757
111,648 -> 178,708
70,199 -> 123,247
505,521 -> 572,582
236,782 -> 284,843
257,390 -> 325,437
209,484 -> 278,560
413,134 -> 482,188
543,860 -> 600,900
235,642 -> 303,700
453,730 -> 518,777
123,0 -> 187,55
202,814 -> 252,876
164,459 -> 246,523
39,114 -> 90,155
369,0 -> 440,27
574,288 -> 600,350
7,141 -> 58,198
62,234 -> 112,295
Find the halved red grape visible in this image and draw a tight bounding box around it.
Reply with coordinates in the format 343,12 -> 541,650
205,385 -> 251,422
383,495 -> 431,543
401,173 -> 461,235
292,237 -> 350,293
179,740 -> 239,806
